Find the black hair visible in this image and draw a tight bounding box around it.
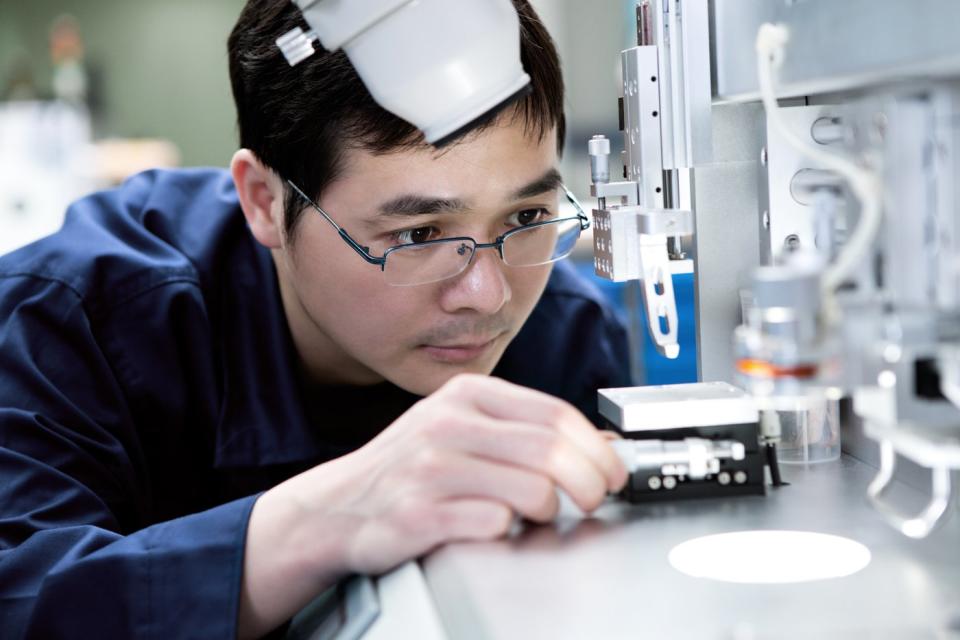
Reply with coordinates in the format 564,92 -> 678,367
228,0 -> 565,241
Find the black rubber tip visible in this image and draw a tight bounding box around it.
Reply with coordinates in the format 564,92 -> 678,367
431,82 -> 533,148
765,442 -> 788,487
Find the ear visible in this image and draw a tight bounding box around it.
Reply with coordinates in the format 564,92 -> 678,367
231,149 -> 285,249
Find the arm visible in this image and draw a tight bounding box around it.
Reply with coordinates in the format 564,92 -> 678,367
237,374 -> 628,639
0,275 -> 253,638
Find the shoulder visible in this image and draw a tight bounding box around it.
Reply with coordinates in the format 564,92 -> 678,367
0,168 -> 244,308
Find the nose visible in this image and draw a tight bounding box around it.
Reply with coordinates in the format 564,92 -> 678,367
438,245 -> 511,315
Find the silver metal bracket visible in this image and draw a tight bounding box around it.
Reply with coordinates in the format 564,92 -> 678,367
639,233 -> 681,359
592,205 -> 692,359
590,181 -> 639,207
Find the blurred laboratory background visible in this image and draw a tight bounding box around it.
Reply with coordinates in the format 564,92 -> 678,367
0,0 -> 695,383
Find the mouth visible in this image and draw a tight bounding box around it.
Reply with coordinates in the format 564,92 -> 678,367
419,335 -> 502,364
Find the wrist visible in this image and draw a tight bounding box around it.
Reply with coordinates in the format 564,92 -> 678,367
256,470 -> 357,585
239,466 -> 358,637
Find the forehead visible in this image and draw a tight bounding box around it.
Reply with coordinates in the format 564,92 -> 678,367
326,118 -> 560,210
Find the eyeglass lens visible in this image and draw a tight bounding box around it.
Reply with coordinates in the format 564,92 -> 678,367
383,218 -> 582,286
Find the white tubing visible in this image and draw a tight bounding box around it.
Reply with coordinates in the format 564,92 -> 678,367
755,23 -> 883,295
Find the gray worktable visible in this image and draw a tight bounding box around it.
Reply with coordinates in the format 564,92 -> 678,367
420,455 -> 960,639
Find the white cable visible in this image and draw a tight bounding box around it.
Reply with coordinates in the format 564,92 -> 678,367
755,23 -> 883,295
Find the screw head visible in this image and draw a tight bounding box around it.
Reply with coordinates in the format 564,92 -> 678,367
760,146 -> 768,166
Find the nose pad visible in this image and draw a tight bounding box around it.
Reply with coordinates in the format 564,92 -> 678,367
466,243 -> 502,274
441,242 -> 510,313
457,241 -> 500,273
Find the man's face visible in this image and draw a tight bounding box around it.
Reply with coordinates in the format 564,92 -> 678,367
277,117 -> 561,396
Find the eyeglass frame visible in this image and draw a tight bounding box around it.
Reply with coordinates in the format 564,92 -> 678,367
285,178 -> 591,279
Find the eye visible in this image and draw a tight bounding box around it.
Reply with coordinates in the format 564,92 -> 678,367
508,208 -> 554,227
393,225 -> 440,245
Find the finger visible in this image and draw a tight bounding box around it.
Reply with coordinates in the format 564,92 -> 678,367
428,417 -> 611,513
552,413 -> 628,493
442,375 -> 627,492
421,452 -> 560,523
442,374 -> 570,423
433,498 -> 514,542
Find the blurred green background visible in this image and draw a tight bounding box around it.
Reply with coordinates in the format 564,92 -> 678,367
0,0 -> 245,167
0,0 -> 635,174
0,0 -> 692,383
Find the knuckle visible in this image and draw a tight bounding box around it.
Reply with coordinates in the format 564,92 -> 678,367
542,401 -> 571,427
538,428 -> 564,457
417,415 -> 447,440
541,432 -> 570,471
442,373 -> 473,395
442,372 -> 489,397
583,488 -> 606,513
429,408 -> 469,437
490,504 -> 513,536
393,499 -> 442,539
525,477 -> 557,516
411,448 -> 452,482
581,474 -> 609,512
557,400 -> 582,425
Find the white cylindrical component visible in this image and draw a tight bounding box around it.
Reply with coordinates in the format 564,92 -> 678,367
302,0 -> 531,144
588,135 -> 611,184
295,0 -> 410,50
612,438 -> 745,476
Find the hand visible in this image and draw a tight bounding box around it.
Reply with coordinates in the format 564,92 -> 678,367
238,374 -> 627,637
327,373 -> 628,573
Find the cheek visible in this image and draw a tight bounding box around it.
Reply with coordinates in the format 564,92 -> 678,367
294,242 -> 428,345
509,264 -> 553,311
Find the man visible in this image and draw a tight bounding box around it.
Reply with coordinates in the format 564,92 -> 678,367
0,0 -> 630,637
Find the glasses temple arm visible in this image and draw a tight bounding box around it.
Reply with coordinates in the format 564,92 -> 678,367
286,179 -> 386,267
561,183 -> 591,230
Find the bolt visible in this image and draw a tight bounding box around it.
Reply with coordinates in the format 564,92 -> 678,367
663,476 -> 678,490
762,210 -> 770,230
718,471 -> 731,485
647,476 -> 662,490
734,471 -> 748,485
760,146 -> 768,167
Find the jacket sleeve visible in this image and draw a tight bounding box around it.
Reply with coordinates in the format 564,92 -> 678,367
0,273 -> 257,639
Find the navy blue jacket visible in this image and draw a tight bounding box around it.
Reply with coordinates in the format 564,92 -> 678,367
0,169 -> 629,638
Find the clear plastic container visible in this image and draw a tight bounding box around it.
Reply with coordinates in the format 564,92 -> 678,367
775,394 -> 841,464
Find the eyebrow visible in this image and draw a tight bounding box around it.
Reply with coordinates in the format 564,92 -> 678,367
511,168 -> 563,200
375,168 -> 564,218
377,194 -> 470,217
